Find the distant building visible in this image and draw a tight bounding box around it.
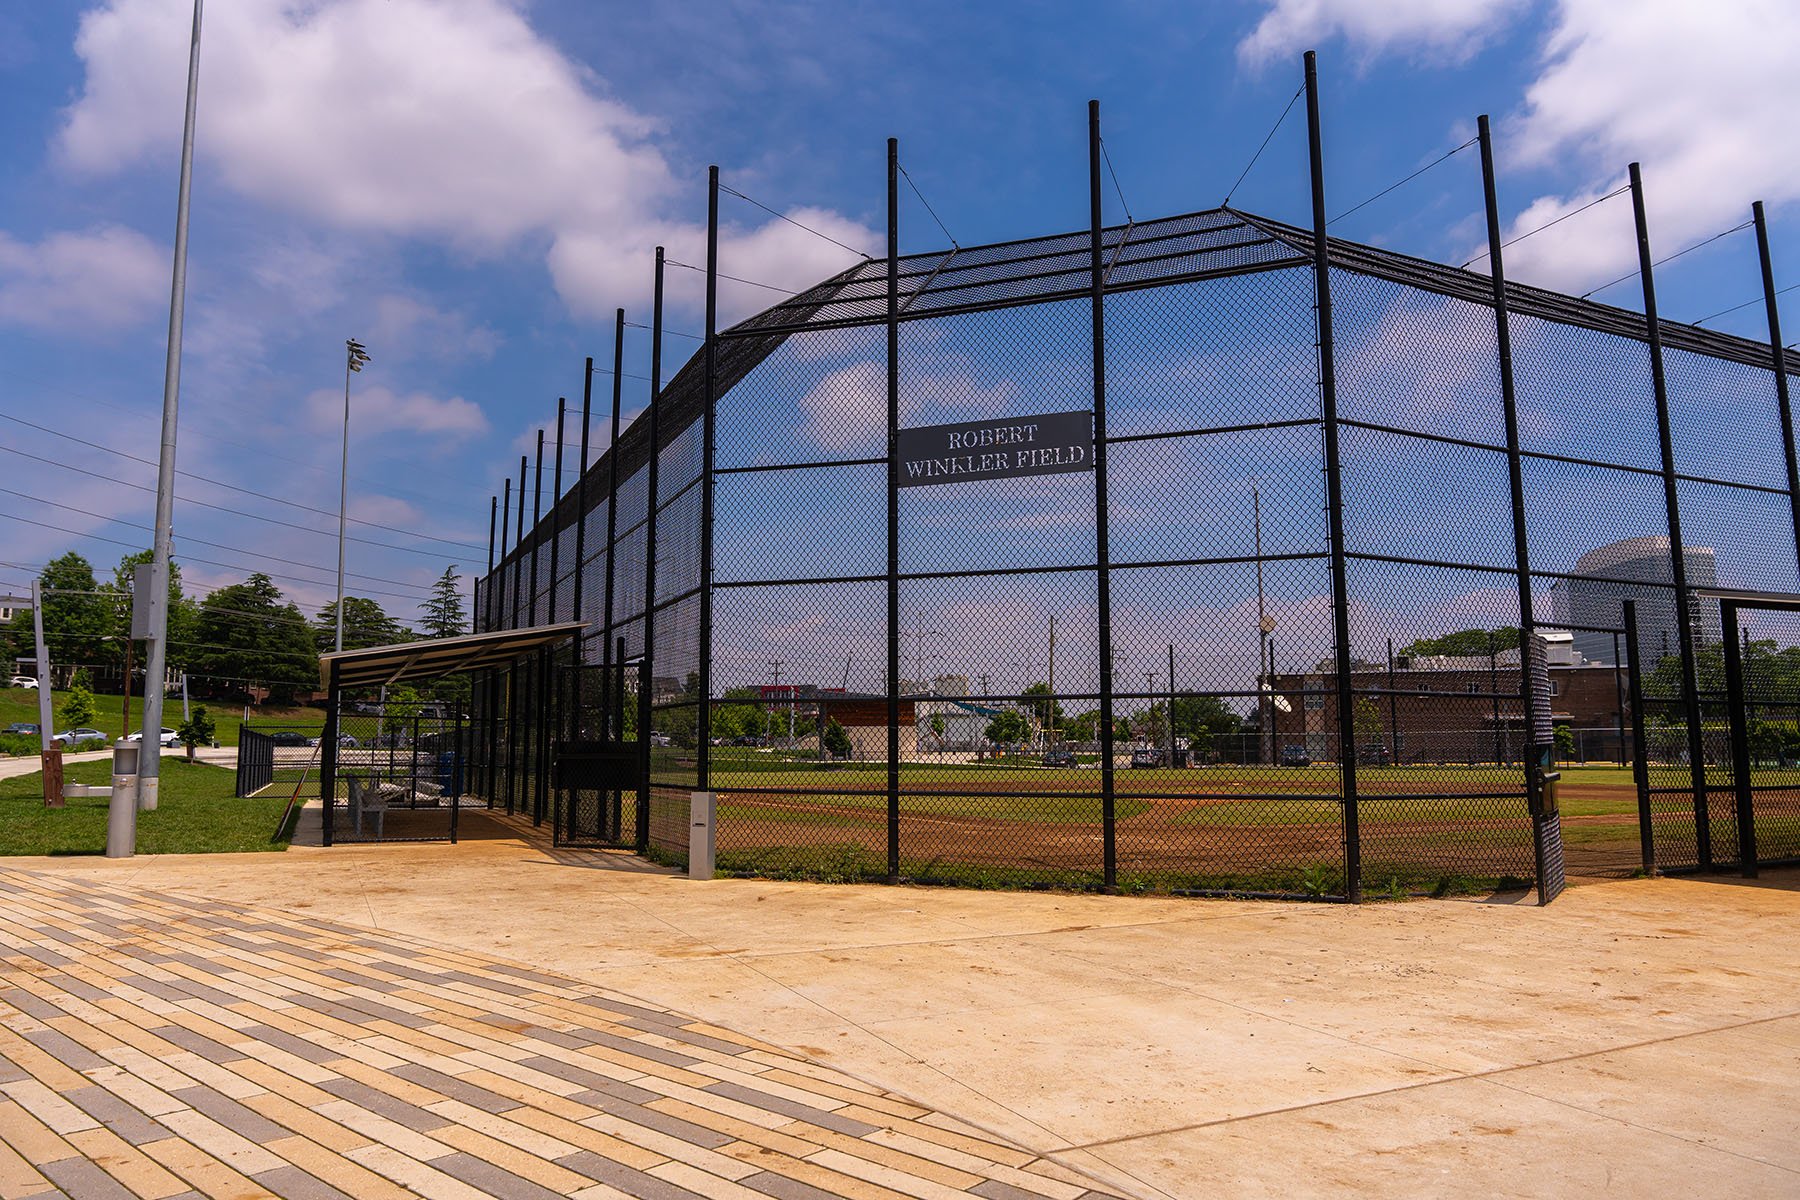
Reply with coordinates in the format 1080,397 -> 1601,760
1548,536 -> 1719,665
0,595 -> 29,625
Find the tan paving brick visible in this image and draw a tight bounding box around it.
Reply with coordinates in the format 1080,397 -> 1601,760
64,1126 -> 191,1200
136,1135 -> 275,1200
239,1094 -> 372,1155
260,1136 -> 417,1200
0,1133 -> 56,1200
0,1099 -> 79,1166
429,1122 -> 596,1194
342,1144 -> 496,1200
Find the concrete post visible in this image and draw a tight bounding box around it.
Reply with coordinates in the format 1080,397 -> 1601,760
689,791 -> 715,880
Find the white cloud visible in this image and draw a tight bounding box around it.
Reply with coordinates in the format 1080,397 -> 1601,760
304,383 -> 488,440
370,294 -> 502,363
1238,0 -> 1516,68
59,0 -> 874,322
0,225 -> 167,333
1493,0 -> 1800,294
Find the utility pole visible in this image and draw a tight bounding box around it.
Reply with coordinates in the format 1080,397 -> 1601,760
1167,643 -> 1176,767
134,0 -> 203,850
1254,485 -> 1274,765
31,579 -> 60,808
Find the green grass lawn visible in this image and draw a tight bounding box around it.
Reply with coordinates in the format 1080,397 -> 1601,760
0,758 -> 294,855
0,686 -> 324,752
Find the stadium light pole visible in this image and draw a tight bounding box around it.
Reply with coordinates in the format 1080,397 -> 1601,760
335,338 -> 371,652
131,0 -> 204,853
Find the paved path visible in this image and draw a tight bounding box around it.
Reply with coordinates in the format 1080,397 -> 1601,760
0,868 -> 1118,1200
0,746 -> 235,784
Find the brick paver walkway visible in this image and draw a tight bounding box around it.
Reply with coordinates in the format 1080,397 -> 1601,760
0,869 -> 1121,1200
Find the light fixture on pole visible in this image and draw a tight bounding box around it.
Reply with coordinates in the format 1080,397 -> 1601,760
335,338 -> 371,653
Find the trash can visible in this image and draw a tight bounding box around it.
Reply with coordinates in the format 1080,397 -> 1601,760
436,751 -> 463,798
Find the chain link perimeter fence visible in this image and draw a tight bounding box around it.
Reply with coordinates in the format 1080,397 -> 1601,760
468,200 -> 1800,899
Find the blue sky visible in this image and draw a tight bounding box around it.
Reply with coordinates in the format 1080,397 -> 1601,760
2,0 -> 1798,640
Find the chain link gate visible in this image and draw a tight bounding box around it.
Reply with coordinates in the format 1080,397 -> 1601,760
1721,596 -> 1800,874
553,656 -> 646,849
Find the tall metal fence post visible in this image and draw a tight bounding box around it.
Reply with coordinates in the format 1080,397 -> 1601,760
1630,162 -> 1711,867
886,136 -> 903,883
1304,50 -> 1361,900
604,310 -> 625,741
1479,114 -> 1542,816
699,166 -> 720,792
531,432 -> 547,824
1719,601 -> 1756,876
1087,99 -> 1118,891
321,664 -> 339,848
551,401 -> 565,628
484,494 -> 496,799
574,357 -> 593,738
640,246 -> 665,854
1627,600 -> 1648,874
509,458 -> 526,813
1753,202 -> 1800,578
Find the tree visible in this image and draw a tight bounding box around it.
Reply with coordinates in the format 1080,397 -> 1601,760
13,553 -> 118,677
984,710 -> 1030,746
59,680 -> 99,729
1403,627 -> 1521,658
312,596 -> 408,653
419,566 -> 467,639
821,717 -> 852,760
1353,697 -> 1383,746
191,574 -> 319,704
1553,723 -> 1575,762
177,705 -> 215,762
1170,695 -> 1246,758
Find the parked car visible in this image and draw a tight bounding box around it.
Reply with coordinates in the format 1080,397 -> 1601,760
649,731 -> 673,748
1042,748 -> 1077,767
8,676 -> 37,690
1280,744 -> 1312,767
3,722 -> 38,735
1357,744 -> 1392,766
51,728 -> 106,747
1130,747 -> 1162,768
268,731 -> 309,747
125,728 -> 181,747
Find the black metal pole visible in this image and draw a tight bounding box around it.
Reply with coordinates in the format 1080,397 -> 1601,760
493,478 -> 509,807
509,457 -> 526,813
1089,99 -> 1118,892
1720,602 -> 1756,876
321,662 -> 339,848
700,166 -> 719,791
550,401 -> 565,626
1305,50 -> 1361,901
604,309 -> 625,739
1753,202 -> 1800,579
886,136 -> 902,883
484,494 -> 496,799
640,246 -> 664,853
572,359 -> 592,739
1480,113 -> 1541,795
1624,599 -> 1652,872
1614,632 -> 1627,766
531,431 -> 547,824
576,361 -> 590,633
1630,161 -> 1710,868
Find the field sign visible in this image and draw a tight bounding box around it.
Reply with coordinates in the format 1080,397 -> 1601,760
897,410 -> 1093,487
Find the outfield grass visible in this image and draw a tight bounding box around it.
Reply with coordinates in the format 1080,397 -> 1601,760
0,758 -> 293,855
0,686 -> 322,752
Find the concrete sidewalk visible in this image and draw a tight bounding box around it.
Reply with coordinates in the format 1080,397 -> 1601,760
11,809 -> 1800,1197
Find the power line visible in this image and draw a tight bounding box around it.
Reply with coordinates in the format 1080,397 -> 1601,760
0,362 -> 474,514
898,162 -> 959,249
1462,184 -> 1631,268
717,181 -> 872,259
0,406 -> 483,551
0,509 -> 431,602
0,444 -> 463,560
663,257 -> 802,296
1581,219 -> 1755,299
0,487 -> 432,591
1329,136 -> 1478,226
625,319 -> 704,341
1222,81 -> 1304,208
1693,282 -> 1800,327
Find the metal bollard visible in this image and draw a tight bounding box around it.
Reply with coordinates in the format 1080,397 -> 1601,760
689,791 -> 715,880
